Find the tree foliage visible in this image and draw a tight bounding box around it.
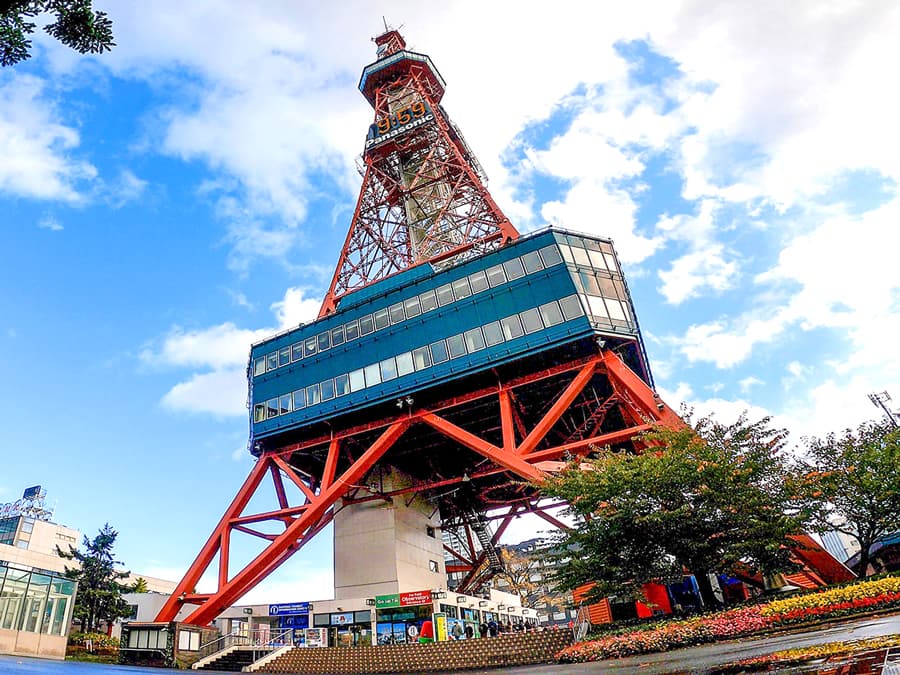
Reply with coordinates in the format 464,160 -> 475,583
1,0 -> 114,67
799,419 -> 900,576
539,414 -> 809,608
57,523 -> 132,633
131,576 -> 149,593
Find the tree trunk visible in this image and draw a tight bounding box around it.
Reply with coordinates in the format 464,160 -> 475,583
857,540 -> 871,578
694,572 -> 721,610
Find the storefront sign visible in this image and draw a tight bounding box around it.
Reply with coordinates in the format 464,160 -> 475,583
269,601 -> 310,616
375,593 -> 400,608
330,612 -> 353,625
400,590 -> 433,606
433,612 -> 447,642
374,590 -> 433,609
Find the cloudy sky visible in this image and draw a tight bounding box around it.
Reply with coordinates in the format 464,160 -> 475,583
2,0 -> 898,605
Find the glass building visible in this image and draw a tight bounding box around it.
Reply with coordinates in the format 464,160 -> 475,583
0,562 -> 77,640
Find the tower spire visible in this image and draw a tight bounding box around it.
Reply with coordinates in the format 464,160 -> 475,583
319,31 -> 518,317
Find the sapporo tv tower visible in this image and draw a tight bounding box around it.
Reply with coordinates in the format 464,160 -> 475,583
156,30 -> 681,626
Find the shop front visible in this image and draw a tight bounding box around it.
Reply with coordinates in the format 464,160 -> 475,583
311,610 -> 372,647
268,602 -> 311,645
374,590 -> 434,645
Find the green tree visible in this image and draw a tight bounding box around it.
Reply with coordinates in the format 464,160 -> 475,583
1,0 -> 114,67
800,419 -> 900,576
57,523 -> 132,633
540,414 -> 809,608
494,546 -> 569,612
131,576 -> 149,593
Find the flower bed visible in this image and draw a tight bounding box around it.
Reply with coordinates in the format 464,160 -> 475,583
557,575 -> 900,663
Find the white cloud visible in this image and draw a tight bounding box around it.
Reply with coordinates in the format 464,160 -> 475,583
148,287 -> 322,417
37,215 -> 63,231
105,169 -> 148,207
0,74 -> 96,202
270,287 -> 321,330
738,376 -> 763,393
658,243 -> 737,304
161,368 -> 248,417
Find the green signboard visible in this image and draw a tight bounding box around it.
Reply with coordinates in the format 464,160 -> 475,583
375,593 -> 400,609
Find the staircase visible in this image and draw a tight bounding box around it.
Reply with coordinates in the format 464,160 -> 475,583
469,510 -> 503,572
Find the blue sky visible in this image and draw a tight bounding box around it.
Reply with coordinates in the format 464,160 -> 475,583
2,1 -> 899,604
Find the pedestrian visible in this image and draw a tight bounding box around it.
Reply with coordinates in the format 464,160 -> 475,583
479,621 -> 488,637
465,624 -> 474,639
488,619 -> 498,637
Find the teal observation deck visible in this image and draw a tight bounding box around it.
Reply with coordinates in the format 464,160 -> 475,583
248,228 -> 651,450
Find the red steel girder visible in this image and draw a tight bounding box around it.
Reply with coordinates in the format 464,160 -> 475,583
159,348 -> 680,625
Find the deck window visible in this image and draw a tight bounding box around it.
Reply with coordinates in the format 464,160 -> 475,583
539,301 -> 564,327
464,327 -> 486,352
345,320 -> 360,341
334,374 -> 349,397
500,315 -> 524,340
374,308 -> 390,330
253,357 -> 266,377
539,244 -> 563,267
396,351 -> 415,377
559,294 -> 584,320
521,308 -> 544,334
320,378 -> 335,401
304,337 -> 318,358
430,339 -> 450,364
359,314 -> 375,335
436,284 -> 454,306
292,389 -> 306,410
486,264 -> 506,287
389,303 -> 405,324
503,257 -> 526,281
349,368 -> 366,392
413,346 -> 432,370
364,363 -> 381,386
267,398 -> 279,419
254,404 -> 266,422
420,289 -> 438,312
331,325 -> 345,347
403,296 -> 422,318
279,394 -> 292,414
317,332 -> 330,352
521,250 -> 544,274
468,270 -> 489,293
380,356 -> 398,381
306,384 -> 321,406
266,352 -> 278,371
291,342 -> 304,362
447,333 -> 466,358
451,277 -> 472,300
482,321 -> 503,346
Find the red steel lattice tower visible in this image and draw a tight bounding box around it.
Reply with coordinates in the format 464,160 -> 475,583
319,30 -> 518,316
155,30 -> 685,628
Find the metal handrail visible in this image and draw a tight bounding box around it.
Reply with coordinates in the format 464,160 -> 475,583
198,628 -> 294,660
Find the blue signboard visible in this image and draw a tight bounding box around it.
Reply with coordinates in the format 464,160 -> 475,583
269,602 -> 310,616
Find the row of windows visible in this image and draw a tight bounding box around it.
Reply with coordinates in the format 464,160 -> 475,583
253,294 -> 584,423
252,244 -> 565,377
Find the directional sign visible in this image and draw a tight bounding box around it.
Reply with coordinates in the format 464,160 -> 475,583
268,602 -> 310,616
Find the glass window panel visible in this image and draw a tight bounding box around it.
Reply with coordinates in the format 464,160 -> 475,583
279,394 -> 292,415
566,234 -> 582,246
380,356 -> 398,381
359,314 -> 375,335
559,294 -> 585,320
539,301 -> 564,327
599,241 -> 614,254
389,303 -> 405,324
331,326 -> 345,347
306,384 -> 321,406
436,284 -> 455,306
419,289 -> 438,312
349,368 -> 365,392
266,352 -> 278,371
571,246 -> 590,267
430,339 -> 450,364
486,264 -> 506,287
396,351 -> 414,377
320,379 -> 335,401
413,346 -> 432,370
279,347 -> 291,366
253,357 -> 266,377
374,308 -> 390,330
539,244 -> 564,267
580,271 -> 602,296
364,363 -> 381,386
605,298 -> 627,321
317,332 -> 330,351
521,308 -> 544,333
604,253 -> 618,273
403,295 -> 422,318
468,270 -> 489,293
446,333 -> 466,358
587,295 -> 609,319
598,275 -> 616,297
482,321 -> 504,346
451,277 -> 472,300
464,327 -> 486,352
254,404 -> 266,423
500,315 -> 525,340
304,337 -> 318,357
559,244 -> 574,264
521,250 -> 544,274
588,249 -> 607,270
584,238 -> 601,251
613,278 -> 627,299
267,399 -> 279,419
345,320 -> 360,341
292,390 -> 306,410
334,374 -> 349,396
291,342 -> 304,362
503,257 -> 526,281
